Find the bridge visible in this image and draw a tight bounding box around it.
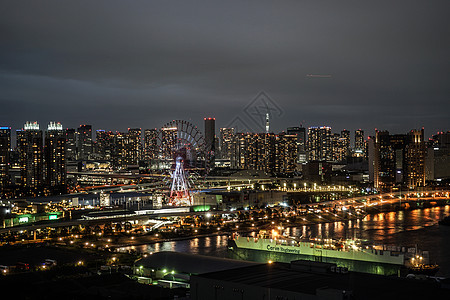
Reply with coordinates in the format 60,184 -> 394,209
1,190 -> 449,235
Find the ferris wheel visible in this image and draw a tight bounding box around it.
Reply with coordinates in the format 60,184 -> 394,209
158,120 -> 206,206
159,120 -> 206,168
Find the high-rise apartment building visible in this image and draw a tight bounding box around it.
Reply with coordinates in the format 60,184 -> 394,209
341,129 -> 350,158
45,122 -> 66,193
65,128 -> 77,161
307,126 -> 332,161
160,125 -> 177,161
332,133 -> 346,162
204,118 -> 215,170
125,128 -> 142,165
77,124 -> 92,160
354,129 -> 365,157
287,126 -> 307,163
219,128 -> 235,161
144,129 -> 159,160
232,132 -> 297,174
95,130 -> 108,159
0,127 -> 11,194
112,132 -> 127,169
405,129 -> 426,189
373,131 -> 394,191
17,122 -> 44,191
425,131 -> 450,181
373,129 -> 425,191
276,133 -> 298,173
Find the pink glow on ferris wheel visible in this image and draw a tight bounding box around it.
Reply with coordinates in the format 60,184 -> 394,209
169,156 -> 192,206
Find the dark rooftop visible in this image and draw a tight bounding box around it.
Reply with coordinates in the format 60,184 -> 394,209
194,261 -> 450,299
135,251 -> 260,275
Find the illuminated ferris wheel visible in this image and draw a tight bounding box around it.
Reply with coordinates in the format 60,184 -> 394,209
159,120 -> 206,206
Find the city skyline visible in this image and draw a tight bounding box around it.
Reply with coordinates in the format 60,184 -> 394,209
1,2 -> 450,296
1,1 -> 449,136
1,120 -> 446,152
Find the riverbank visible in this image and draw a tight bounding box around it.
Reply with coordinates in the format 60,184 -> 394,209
108,201 -> 450,251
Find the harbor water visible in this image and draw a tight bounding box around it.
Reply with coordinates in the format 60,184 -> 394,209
122,206 -> 450,277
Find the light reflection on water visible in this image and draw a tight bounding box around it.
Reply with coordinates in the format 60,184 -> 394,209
121,206 -> 450,276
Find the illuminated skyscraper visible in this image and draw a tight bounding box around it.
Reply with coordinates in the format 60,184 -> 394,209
307,126 -> 332,161
45,122 -> 66,193
0,126 -> 11,194
373,129 -> 425,191
355,129 -> 365,154
373,130 -> 394,191
144,129 -> 159,160
77,124 -> 92,160
204,118 -> 215,170
287,126 -> 307,163
232,132 -> 297,174
405,129 -> 425,189
341,129 -> 350,158
425,131 -> 450,181
65,128 -> 77,161
332,133 -> 345,162
126,128 -> 142,165
219,128 -> 235,161
276,133 -> 298,173
95,130 -> 109,159
17,121 -> 44,192
112,131 -> 127,169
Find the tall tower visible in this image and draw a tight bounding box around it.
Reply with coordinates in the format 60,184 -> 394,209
126,128 -> 142,165
204,118 -> 215,170
112,131 -> 127,169
17,121 -> 44,193
45,122 -> 66,193
219,128 -> 235,161
287,126 -> 306,163
144,129 -> 159,160
307,126 -> 332,161
77,124 -> 92,160
354,129 -> 365,157
95,130 -> 107,159
65,128 -> 77,161
406,129 -> 426,189
341,129 -> 350,158
0,126 -> 11,195
265,113 -> 270,134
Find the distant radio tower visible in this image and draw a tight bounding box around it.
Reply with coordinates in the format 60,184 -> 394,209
265,112 -> 270,133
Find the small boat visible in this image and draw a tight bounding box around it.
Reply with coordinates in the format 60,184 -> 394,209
408,264 -> 440,276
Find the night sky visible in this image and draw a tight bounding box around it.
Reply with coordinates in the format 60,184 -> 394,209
1,1 -> 449,139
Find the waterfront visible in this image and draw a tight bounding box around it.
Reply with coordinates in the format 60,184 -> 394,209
122,206 -> 450,277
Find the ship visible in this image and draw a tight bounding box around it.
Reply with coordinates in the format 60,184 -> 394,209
228,230 -> 439,276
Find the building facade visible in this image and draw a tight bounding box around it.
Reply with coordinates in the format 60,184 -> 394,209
144,129 -> 159,161
17,122 -> 44,192
65,128 -> 77,161
45,122 -> 66,193
204,118 -> 216,170
125,128 -> 142,165
307,126 -> 332,161
76,124 -> 93,160
373,129 -> 425,191
0,127 -> 11,194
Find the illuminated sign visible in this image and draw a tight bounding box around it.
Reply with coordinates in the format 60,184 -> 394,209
49,215 -> 58,220
19,216 -> 29,223
193,205 -> 210,212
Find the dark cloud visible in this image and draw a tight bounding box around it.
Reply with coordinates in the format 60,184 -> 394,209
1,0 -> 449,139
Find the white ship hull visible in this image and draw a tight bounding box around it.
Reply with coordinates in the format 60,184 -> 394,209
232,236 -> 406,266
